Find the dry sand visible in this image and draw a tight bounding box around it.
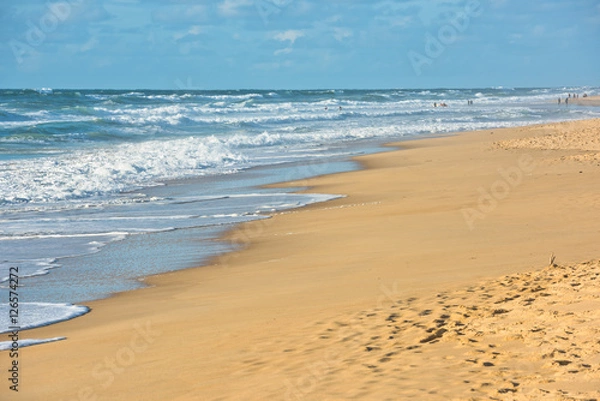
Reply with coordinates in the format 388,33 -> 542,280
571,95 -> 600,107
2,119 -> 600,401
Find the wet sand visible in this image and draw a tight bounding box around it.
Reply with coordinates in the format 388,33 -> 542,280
2,119 -> 600,400
571,95 -> 600,106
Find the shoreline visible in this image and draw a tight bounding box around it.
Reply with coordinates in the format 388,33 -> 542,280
570,95 -> 600,106
2,118 -> 600,400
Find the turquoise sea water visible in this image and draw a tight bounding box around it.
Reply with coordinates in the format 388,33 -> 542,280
1,87 -> 599,345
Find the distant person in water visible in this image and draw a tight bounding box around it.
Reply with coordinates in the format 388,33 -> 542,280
440,102 -> 448,107
565,97 -> 569,105
434,102 -> 437,107
558,97 -> 561,104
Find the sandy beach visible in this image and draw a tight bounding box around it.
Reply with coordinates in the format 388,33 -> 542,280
571,95 -> 600,107
2,118 -> 600,400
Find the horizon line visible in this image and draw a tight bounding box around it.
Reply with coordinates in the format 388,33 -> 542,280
1,85 -> 598,92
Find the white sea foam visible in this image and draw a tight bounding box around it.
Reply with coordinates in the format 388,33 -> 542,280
0,337 -> 66,350
0,116 -> 97,129
0,259 -> 59,282
34,88 -> 53,95
0,137 -> 245,203
5,98 -> 599,205
201,93 -> 263,101
2,87 -> 599,333
0,303 -> 90,334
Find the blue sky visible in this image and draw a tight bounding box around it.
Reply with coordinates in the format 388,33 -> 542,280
1,0 -> 599,89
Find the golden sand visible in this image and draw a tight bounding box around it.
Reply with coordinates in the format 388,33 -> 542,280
2,119 -> 600,401
571,95 -> 600,107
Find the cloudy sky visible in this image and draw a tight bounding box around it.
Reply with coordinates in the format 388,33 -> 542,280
1,0 -> 599,89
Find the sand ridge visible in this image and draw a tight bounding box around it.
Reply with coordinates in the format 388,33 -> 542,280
494,120 -> 600,166
248,260 -> 600,400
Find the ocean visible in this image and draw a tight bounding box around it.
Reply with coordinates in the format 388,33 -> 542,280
1,87 -> 599,348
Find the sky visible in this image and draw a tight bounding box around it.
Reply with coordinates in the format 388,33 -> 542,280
1,0 -> 599,90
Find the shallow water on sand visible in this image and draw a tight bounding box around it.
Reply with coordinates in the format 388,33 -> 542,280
1,87 -> 599,336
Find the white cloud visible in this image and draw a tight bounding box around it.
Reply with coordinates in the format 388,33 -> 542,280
509,33 -> 523,44
189,25 -> 202,35
274,47 -> 293,56
324,15 -> 342,24
272,30 -> 305,44
218,0 -> 253,17
173,25 -> 203,41
374,0 -> 470,27
80,37 -> 98,52
152,5 -> 206,24
292,0 -> 313,15
378,15 -> 413,28
332,27 -> 352,42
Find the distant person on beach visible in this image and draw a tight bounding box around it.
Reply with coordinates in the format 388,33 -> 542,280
565,97 -> 569,105
558,98 -> 561,104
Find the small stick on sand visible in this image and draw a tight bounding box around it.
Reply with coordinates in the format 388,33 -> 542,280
549,252 -> 556,266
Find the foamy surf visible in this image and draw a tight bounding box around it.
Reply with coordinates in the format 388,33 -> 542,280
0,337 -> 66,351
1,87 -> 599,338
0,303 -> 90,334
